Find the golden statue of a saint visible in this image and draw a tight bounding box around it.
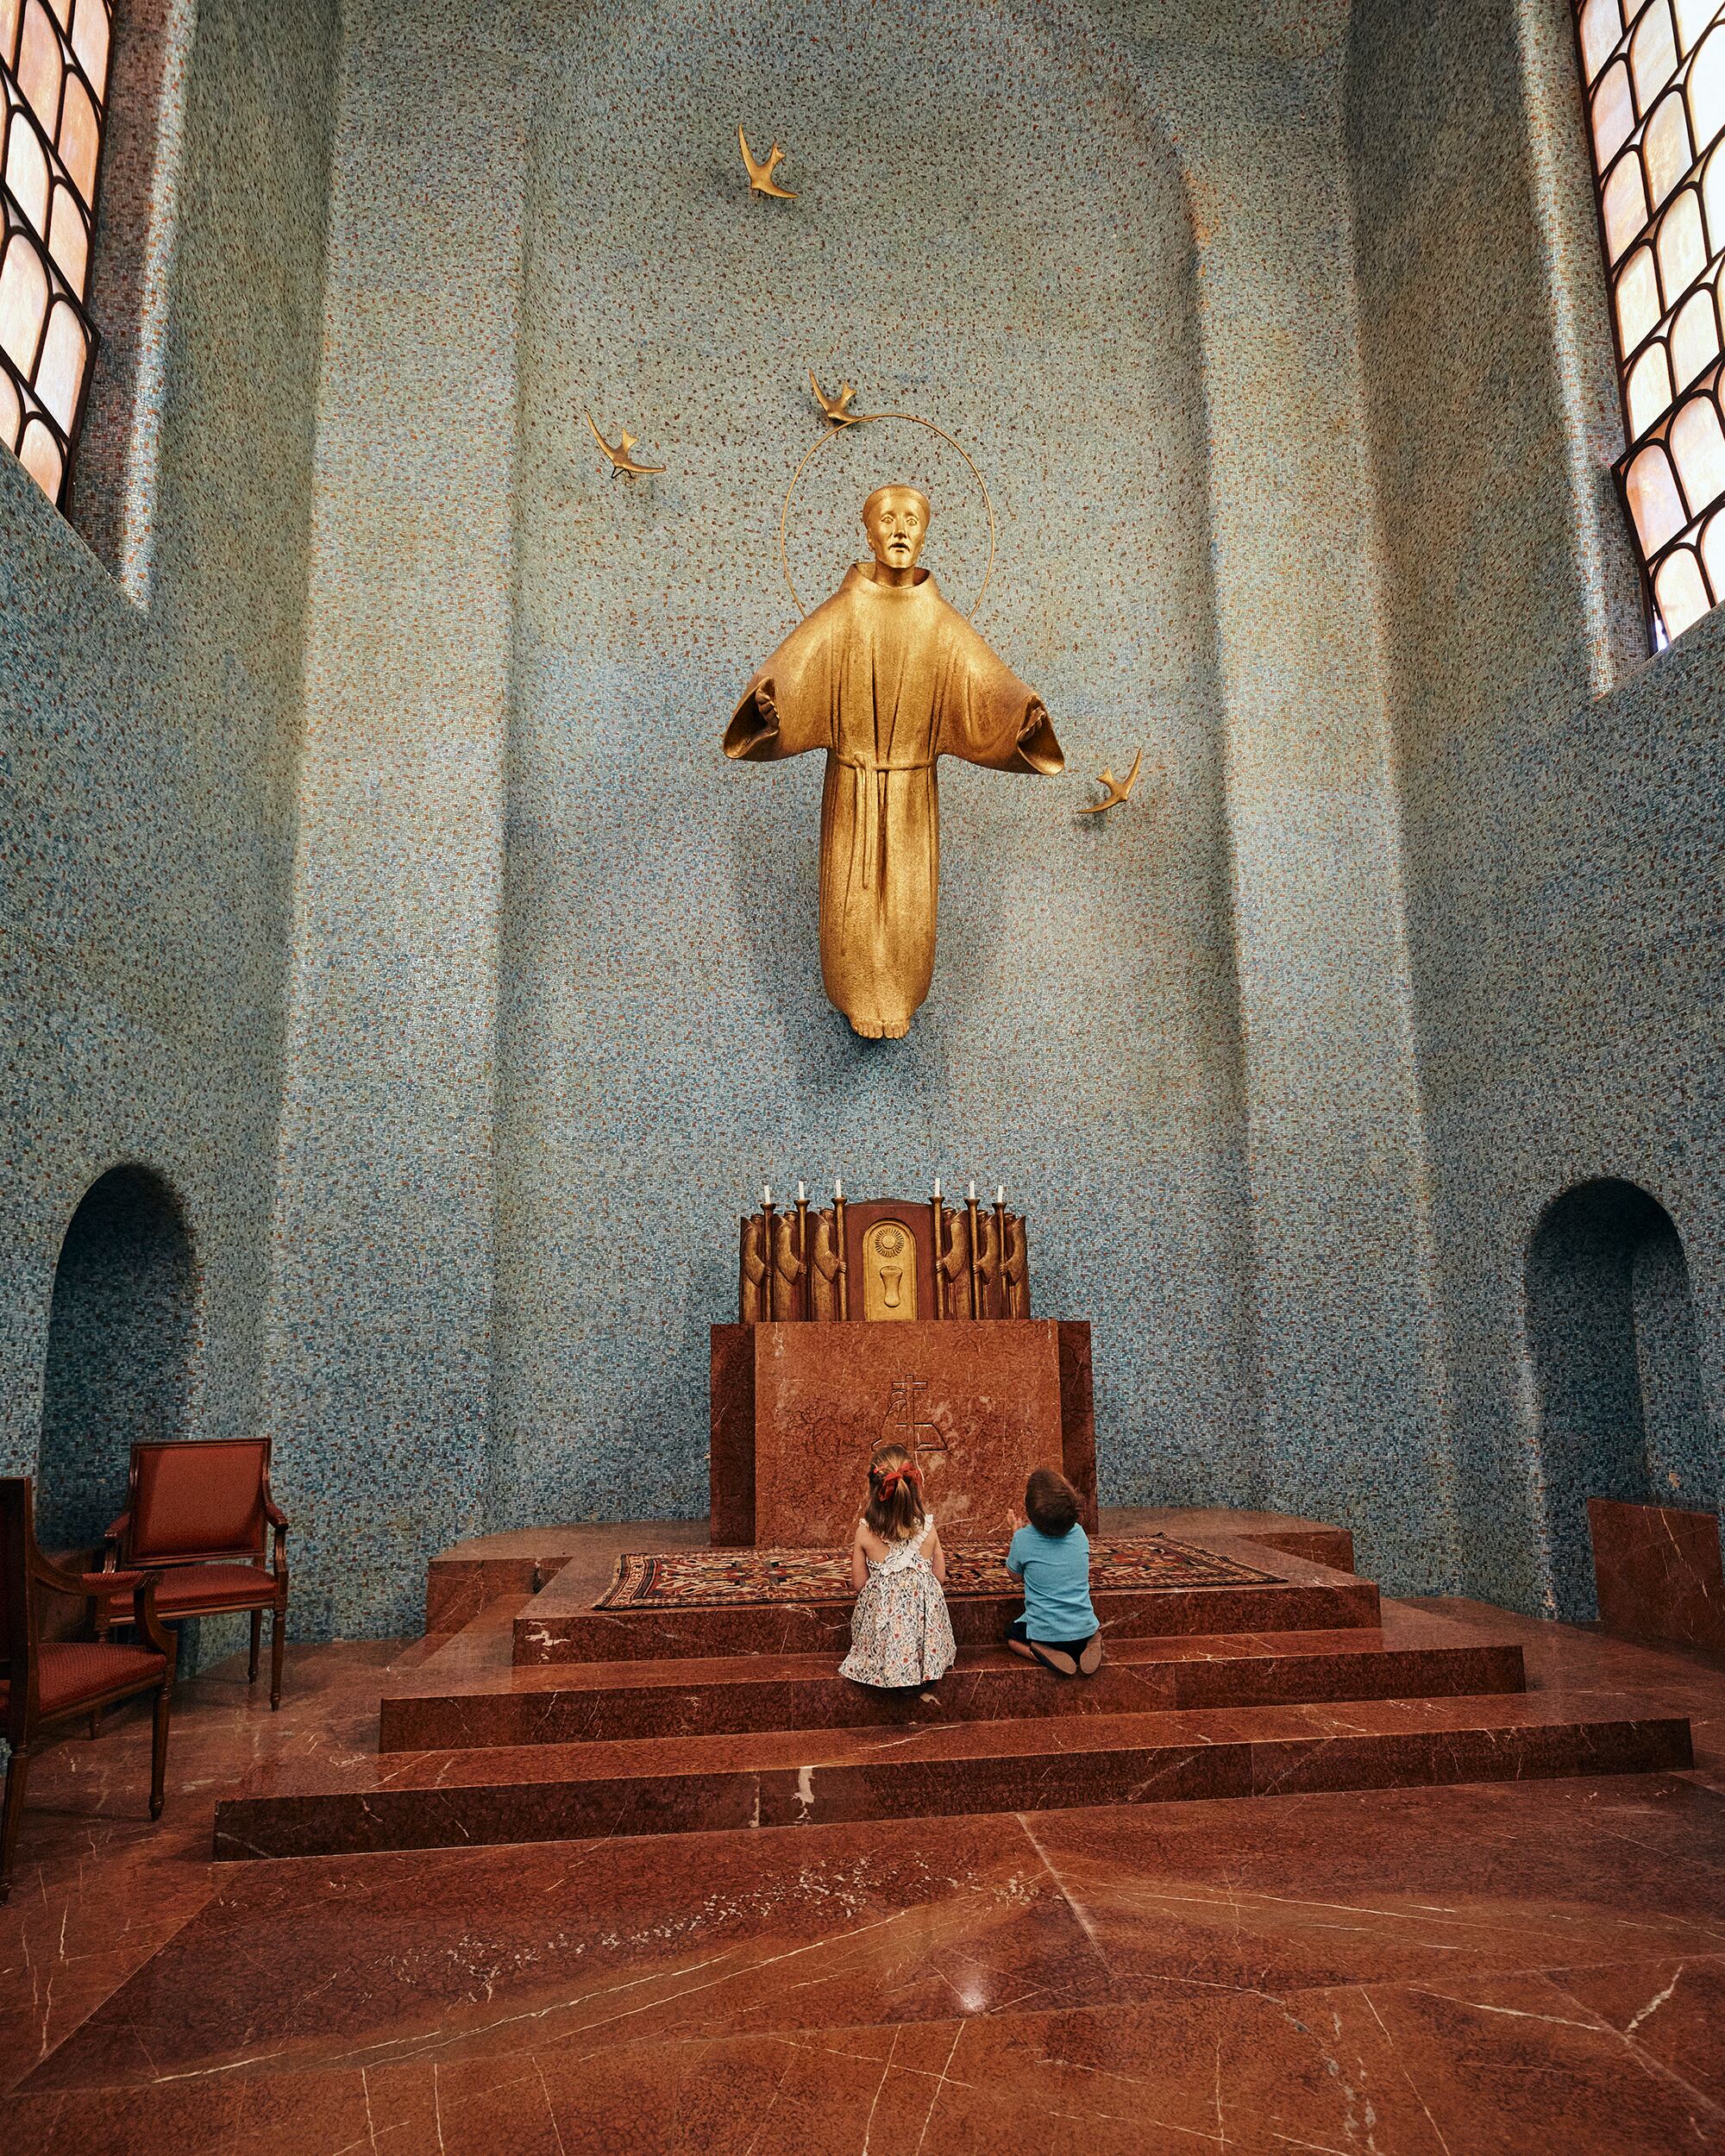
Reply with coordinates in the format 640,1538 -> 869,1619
725,486 -> 1063,1037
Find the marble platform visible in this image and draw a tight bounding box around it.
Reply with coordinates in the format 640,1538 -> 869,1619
1591,1497 -> 1725,1658
209,1510 -> 1692,1862
9,1585 -> 1725,2151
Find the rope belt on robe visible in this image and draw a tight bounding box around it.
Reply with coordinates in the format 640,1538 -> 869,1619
832,755 -> 930,893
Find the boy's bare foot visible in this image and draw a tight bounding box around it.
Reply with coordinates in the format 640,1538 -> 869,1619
1079,1633 -> 1103,1676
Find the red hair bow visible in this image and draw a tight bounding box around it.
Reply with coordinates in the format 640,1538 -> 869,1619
879,1463 -> 922,1495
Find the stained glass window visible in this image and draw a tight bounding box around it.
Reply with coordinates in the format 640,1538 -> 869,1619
0,0 -> 108,511
1578,0 -> 1725,645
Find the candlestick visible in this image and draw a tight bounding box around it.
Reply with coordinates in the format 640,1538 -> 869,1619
833,1180 -> 850,1319
965,1181 -> 982,1319
931,1178 -> 946,1321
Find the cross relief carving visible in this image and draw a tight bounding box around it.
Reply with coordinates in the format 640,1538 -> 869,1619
881,1371 -> 948,1464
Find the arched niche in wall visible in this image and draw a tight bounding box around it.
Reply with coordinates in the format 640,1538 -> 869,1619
36,1163 -> 196,1552
1526,1176 -> 1710,1620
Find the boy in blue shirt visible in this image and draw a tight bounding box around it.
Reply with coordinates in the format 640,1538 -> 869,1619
1005,1466 -> 1102,1677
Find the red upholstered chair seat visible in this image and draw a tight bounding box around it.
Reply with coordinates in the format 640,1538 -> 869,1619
108,1563 -> 276,1616
2,1477 -> 179,1902
3,1640 -> 169,1716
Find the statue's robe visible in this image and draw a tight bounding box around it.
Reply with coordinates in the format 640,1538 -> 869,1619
936,1203 -> 975,1318
725,565 -> 1063,1037
972,1208 -> 1002,1318
808,1208 -> 844,1321
770,1211 -> 806,1319
738,1213 -> 769,1322
1002,1213 -> 1029,1318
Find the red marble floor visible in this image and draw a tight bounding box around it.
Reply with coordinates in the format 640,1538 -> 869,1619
4,1605 -> 1725,2150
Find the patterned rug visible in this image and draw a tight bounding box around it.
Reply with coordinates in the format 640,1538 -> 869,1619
594,1535 -> 1280,1611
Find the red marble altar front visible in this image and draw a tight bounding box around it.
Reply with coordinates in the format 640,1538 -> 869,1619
710,1318 -> 1095,1546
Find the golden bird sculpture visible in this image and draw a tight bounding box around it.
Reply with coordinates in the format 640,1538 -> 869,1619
1079,745 -> 1145,815
809,370 -> 870,427
586,410 -> 665,480
739,124 -> 797,198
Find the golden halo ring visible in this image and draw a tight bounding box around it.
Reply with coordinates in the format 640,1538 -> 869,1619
779,411 -> 997,621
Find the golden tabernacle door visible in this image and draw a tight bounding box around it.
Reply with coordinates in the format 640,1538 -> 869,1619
861,1219 -> 918,1321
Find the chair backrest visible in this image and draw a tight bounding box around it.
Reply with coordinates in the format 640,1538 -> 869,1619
0,1477 -> 38,1702
127,1440 -> 268,1564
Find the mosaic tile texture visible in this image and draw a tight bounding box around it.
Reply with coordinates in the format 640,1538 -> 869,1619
0,0 -> 336,1562
261,8 -> 528,1637
1349,0 -> 1725,1620
261,0 -> 1458,1636
495,1 -> 1260,1542
6,0 -> 1719,1649
35,1164 -> 195,1551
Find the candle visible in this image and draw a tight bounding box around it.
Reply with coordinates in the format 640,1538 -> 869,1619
933,1176 -> 942,1198
763,1185 -> 772,1206
834,1176 -> 844,1200
968,1181 -> 976,1202
996,1186 -> 1005,1205
798,1181 -> 806,1202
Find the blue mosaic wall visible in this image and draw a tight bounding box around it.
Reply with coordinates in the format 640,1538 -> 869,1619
0,0 -> 336,1565
1348,0 -> 1725,1617
267,0 -> 1458,1634
35,1166 -> 195,1552
10,0 -> 1719,1644
493,1 -> 1258,1531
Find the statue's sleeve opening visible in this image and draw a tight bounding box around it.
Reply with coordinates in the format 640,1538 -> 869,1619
724,608 -> 837,761
724,678 -> 784,761
1013,700 -> 1063,775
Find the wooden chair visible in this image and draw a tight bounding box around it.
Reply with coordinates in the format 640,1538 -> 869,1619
97,1438 -> 289,1708
1,1476 -> 177,1903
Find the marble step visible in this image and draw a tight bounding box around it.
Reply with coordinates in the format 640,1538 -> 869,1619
379,1603 -> 1525,1752
513,1541 -> 1382,1665
215,1693 -> 1691,1860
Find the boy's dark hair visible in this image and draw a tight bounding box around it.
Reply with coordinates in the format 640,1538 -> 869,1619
1025,1466 -> 1080,1537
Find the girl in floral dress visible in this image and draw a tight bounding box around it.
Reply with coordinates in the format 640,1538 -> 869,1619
838,1445 -> 957,1688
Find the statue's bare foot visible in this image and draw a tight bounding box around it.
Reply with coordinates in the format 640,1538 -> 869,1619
880,1017 -> 910,1039
849,1014 -> 885,1039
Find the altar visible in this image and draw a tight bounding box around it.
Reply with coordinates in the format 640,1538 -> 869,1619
712,1183 -> 1095,1547
711,1316 -> 1096,1547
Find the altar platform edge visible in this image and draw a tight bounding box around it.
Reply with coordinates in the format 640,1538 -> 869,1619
209,1508 -> 1695,1862
420,1506 -> 1357,1636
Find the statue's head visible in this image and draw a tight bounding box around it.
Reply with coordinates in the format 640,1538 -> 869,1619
862,485 -> 932,573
